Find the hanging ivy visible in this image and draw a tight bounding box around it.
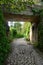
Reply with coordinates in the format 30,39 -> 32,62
0,9 -> 10,65
0,0 -> 34,13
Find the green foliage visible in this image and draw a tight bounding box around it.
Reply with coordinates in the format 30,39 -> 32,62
0,9 -> 10,65
9,22 -> 31,39
13,29 -> 17,36
31,8 -> 43,51
34,9 -> 43,51
10,22 -> 24,38
14,22 -> 22,34
0,0 -> 34,13
22,22 -> 31,40
38,21 -> 43,51
15,33 -> 24,38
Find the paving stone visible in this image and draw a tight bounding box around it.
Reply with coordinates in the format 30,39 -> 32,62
5,38 -> 43,65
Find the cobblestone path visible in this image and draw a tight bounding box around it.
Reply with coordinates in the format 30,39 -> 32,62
5,38 -> 43,65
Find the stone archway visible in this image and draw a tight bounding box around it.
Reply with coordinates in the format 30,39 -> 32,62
3,12 -> 39,43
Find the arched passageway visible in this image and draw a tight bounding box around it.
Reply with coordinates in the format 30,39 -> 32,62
3,12 -> 39,43
1,3 -> 43,65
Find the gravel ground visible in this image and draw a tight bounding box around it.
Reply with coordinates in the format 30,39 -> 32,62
5,38 -> 43,65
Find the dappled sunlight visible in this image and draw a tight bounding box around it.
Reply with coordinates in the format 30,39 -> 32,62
8,21 -> 24,27
8,21 -> 31,41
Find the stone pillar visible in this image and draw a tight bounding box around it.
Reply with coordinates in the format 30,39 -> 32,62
30,23 -> 38,44
30,24 -> 33,43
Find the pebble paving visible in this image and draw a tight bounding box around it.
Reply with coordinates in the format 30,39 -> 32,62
5,38 -> 43,65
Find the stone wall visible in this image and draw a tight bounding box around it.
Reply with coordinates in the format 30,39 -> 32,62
38,16 -> 43,51
30,23 -> 38,44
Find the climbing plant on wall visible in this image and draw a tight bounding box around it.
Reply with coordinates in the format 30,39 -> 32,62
38,22 -> 43,51
0,9 -> 10,65
22,22 -> 31,40
38,9 -> 43,51
0,0 -> 34,13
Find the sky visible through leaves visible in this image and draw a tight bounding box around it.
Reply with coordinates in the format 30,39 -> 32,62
8,21 -> 24,27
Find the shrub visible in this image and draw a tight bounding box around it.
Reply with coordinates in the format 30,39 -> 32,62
16,33 -> 24,38
10,28 -> 17,39
13,29 -> 17,37
38,21 -> 43,51
0,9 -> 10,65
